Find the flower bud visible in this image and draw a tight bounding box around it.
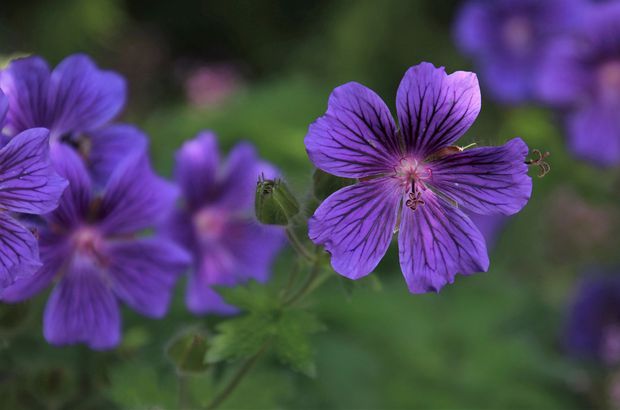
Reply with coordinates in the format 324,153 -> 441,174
312,169 -> 355,200
255,177 -> 299,225
166,330 -> 210,373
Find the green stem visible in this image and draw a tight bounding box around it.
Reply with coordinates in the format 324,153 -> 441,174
205,342 -> 270,410
284,248 -> 327,306
285,226 -> 314,262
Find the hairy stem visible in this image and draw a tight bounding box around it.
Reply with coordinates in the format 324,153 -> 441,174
285,226 -> 314,262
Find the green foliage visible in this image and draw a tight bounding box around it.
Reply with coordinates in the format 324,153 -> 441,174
207,282 -> 324,377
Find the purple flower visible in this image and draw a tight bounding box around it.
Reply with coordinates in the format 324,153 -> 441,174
566,274 -> 620,365
305,62 -> 532,293
163,132 -> 285,315
467,213 -> 508,249
537,3 -> 620,166
455,0 -> 581,103
0,54 -> 146,183
0,145 -> 189,349
0,91 -> 67,288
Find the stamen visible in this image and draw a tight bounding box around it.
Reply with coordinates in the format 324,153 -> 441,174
405,185 -> 425,211
525,149 -> 551,178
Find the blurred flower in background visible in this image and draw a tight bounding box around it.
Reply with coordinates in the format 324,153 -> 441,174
546,186 -> 618,263
163,131 -> 284,315
0,145 -> 189,349
566,273 -> 620,366
183,63 -> 243,108
0,54 -> 147,185
537,2 -> 620,166
454,0 -> 581,103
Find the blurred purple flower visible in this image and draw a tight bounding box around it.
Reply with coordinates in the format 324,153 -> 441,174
537,3 -> 620,166
0,145 -> 189,349
455,0 -> 581,103
184,64 -> 243,108
163,132 -> 285,315
305,62 -> 532,293
0,54 -> 147,183
566,274 -> 620,365
0,91 -> 67,289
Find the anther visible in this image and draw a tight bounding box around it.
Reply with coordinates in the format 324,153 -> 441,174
525,149 -> 551,178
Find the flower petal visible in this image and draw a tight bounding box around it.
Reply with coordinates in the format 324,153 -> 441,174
309,177 -> 400,279
0,213 -> 41,288
174,131 -> 220,210
0,90 -> 8,129
47,143 -> 92,229
396,62 -> 481,157
86,124 -> 149,186
107,237 -> 189,317
428,138 -> 532,215
48,54 -> 126,136
99,152 -> 178,235
536,39 -> 590,106
0,128 -> 67,214
216,142 -> 276,210
221,220 -> 285,283
568,104 -> 620,166
43,258 -> 120,350
305,82 -> 401,178
0,56 -> 51,135
186,273 -> 238,315
454,2 -> 493,56
1,231 -> 69,302
398,192 -> 489,293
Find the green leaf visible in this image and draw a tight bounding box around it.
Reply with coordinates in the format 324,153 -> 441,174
272,310 -> 324,377
216,281 -> 280,313
166,330 -> 210,373
206,308 -> 324,377
206,313 -> 276,364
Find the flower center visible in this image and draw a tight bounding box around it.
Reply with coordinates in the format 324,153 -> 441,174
72,226 -> 105,263
394,158 -> 432,211
193,207 -> 227,241
598,60 -> 620,102
603,323 -> 620,366
502,16 -> 532,54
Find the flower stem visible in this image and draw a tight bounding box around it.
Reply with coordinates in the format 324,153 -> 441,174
285,247 -> 328,306
205,341 -> 270,410
285,226 -> 314,262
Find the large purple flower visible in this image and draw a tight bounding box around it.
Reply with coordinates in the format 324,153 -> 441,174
0,145 -> 189,349
566,274 -> 620,365
305,62 -> 532,293
163,132 -> 285,315
0,91 -> 67,288
537,3 -> 620,166
455,0 -> 581,103
0,54 -> 146,183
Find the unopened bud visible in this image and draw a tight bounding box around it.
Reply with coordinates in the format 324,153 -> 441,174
313,169 -> 355,200
255,177 -> 299,225
166,330 -> 209,373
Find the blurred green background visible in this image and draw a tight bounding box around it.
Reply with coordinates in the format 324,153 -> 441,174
1,0 -> 618,408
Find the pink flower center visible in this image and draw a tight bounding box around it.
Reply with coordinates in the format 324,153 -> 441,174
394,158 -> 432,211
603,323 -> 620,366
598,61 -> 620,102
193,207 -> 227,241
72,227 -> 105,263
502,16 -> 532,54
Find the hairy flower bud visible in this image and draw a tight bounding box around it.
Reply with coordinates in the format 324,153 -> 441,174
255,177 -> 299,225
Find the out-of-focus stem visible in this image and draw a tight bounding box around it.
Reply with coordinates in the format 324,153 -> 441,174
285,226 -> 314,262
